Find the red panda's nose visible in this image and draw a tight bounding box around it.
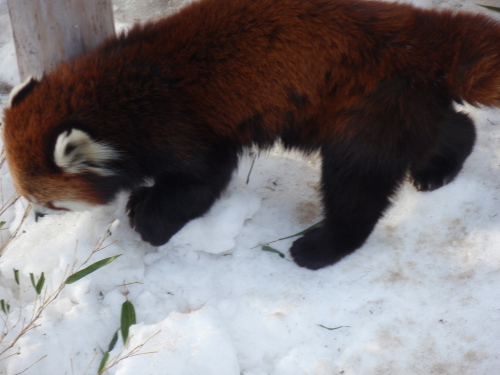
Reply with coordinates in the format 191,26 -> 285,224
34,212 -> 45,221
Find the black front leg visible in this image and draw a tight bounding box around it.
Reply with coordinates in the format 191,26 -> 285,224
127,172 -> 232,246
126,137 -> 240,246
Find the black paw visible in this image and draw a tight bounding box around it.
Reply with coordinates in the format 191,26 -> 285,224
411,159 -> 460,192
290,228 -> 345,270
126,187 -> 182,246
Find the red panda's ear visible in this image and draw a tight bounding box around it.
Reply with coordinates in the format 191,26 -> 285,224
9,76 -> 39,107
53,128 -> 118,176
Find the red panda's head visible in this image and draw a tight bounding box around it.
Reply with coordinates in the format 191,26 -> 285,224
3,77 -> 120,216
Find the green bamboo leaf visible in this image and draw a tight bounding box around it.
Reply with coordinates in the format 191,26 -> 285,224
13,269 -> 19,285
65,254 -> 122,284
108,330 -> 119,352
30,272 -> 36,290
256,220 -> 324,249
35,272 -> 45,294
0,221 -> 6,228
277,220 -> 324,241
478,4 -> 500,12
317,324 -> 350,331
0,299 -> 10,314
30,272 -> 36,289
97,351 -> 110,374
261,245 -> 285,258
29,272 -> 45,295
121,300 -> 136,344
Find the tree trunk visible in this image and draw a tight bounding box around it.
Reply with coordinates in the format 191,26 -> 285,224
7,0 -> 115,81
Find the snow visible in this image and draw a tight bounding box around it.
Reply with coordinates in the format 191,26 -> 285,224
0,0 -> 500,374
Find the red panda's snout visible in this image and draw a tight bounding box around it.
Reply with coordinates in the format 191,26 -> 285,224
15,171 -> 113,219
31,199 -> 98,219
11,175 -> 110,221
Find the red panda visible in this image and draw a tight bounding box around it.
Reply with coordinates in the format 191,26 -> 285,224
3,0 -> 500,269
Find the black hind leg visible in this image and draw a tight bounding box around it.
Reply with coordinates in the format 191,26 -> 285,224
411,109 -> 475,191
290,141 -> 408,270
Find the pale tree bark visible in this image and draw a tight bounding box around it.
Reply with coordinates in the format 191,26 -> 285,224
7,0 -> 115,81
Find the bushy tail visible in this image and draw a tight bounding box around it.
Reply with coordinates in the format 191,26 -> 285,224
449,12 -> 500,107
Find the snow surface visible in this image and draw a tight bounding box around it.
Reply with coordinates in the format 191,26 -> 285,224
0,0 -> 500,374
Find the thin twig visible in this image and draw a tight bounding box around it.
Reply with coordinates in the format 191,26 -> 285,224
101,331 -> 161,372
0,202 -> 30,257
246,154 -> 257,184
13,354 -> 47,375
0,225 -> 117,361
83,350 -> 98,375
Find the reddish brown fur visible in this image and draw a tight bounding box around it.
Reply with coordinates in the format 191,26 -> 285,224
3,0 -> 500,268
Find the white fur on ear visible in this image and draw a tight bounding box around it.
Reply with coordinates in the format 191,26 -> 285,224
54,129 -> 118,176
9,76 -> 39,107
